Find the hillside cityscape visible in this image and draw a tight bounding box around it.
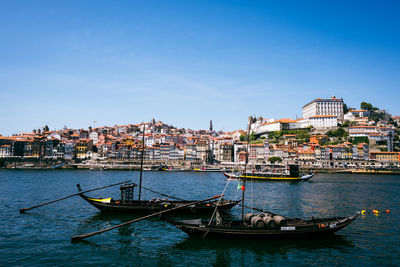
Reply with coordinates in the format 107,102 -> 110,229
1,96 -> 399,170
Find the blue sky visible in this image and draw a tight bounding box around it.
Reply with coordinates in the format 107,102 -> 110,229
1,0 -> 399,135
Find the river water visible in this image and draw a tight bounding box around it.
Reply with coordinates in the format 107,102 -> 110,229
1,170 -> 399,266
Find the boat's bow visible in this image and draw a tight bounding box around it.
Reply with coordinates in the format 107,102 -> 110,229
300,173 -> 315,181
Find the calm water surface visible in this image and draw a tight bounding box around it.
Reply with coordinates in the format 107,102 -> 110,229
0,170 -> 399,266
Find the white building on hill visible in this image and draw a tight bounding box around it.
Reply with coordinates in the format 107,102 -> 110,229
302,96 -> 344,120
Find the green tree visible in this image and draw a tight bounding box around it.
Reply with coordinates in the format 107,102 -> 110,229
360,102 -> 373,111
268,156 -> 282,164
343,103 -> 349,114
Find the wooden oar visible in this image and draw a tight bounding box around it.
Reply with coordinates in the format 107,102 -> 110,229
71,194 -> 222,241
20,181 -> 130,213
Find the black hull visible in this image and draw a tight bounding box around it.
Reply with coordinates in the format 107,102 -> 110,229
223,172 -> 315,181
166,213 -> 359,239
79,194 -> 239,215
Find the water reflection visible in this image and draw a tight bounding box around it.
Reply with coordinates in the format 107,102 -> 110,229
174,234 -> 354,265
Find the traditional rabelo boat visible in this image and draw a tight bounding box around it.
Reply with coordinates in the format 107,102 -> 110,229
223,165 -> 314,181
166,116 -> 359,239
77,182 -> 239,214
77,125 -> 239,215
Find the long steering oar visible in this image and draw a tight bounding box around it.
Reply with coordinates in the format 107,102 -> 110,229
20,181 -> 130,213
71,194 -> 222,241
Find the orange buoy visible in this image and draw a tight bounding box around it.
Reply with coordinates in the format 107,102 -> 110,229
386,210 -> 390,213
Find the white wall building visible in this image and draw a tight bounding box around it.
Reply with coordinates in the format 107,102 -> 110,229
302,96 -> 344,120
89,131 -> 99,144
255,119 -> 298,134
308,115 -> 338,128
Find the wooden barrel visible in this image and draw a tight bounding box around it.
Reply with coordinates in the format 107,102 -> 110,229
263,216 -> 278,228
273,215 -> 287,226
251,215 -> 265,228
244,213 -> 255,223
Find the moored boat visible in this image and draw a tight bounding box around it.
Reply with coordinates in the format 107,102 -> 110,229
166,211 -> 359,239
77,183 -> 239,214
350,168 -> 400,174
193,166 -> 225,172
223,165 -> 314,181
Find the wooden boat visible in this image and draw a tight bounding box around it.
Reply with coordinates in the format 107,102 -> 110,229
77,183 -> 239,214
165,211 -> 359,239
223,165 -> 314,181
165,116 -> 358,239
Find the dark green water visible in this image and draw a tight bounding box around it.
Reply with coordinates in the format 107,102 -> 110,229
1,170 -> 399,266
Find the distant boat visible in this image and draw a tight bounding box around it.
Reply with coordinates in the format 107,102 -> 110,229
193,166 -> 225,172
350,168 -> 400,174
223,165 -> 314,181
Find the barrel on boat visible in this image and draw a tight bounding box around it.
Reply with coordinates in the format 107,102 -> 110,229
273,215 -> 287,226
251,214 -> 265,228
244,213 -> 255,224
263,216 -> 278,228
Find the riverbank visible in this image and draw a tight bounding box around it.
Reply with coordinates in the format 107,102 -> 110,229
1,158 -> 399,174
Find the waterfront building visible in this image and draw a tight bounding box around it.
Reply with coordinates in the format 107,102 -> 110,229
352,143 -> 369,161
89,131 -> 99,144
302,96 -> 344,120
44,139 -> 60,158
195,140 -> 209,162
314,146 -> 330,161
329,145 -> 352,160
63,141 -> 75,160
76,139 -> 93,159
184,143 -> 197,161
369,151 -> 400,163
249,143 -> 265,163
298,149 -> 315,161
160,143 -> 173,161
0,145 -> 11,158
11,140 -> 26,157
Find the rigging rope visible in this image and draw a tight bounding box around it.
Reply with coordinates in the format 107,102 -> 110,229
137,184 -> 186,201
208,178 -> 232,226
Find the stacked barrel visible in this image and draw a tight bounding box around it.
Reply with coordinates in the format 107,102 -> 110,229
244,212 -> 288,228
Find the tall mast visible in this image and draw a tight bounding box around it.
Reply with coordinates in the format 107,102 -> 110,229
241,116 -> 252,222
138,123 -> 146,201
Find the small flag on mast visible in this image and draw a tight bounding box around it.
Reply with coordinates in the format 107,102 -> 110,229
237,183 -> 245,191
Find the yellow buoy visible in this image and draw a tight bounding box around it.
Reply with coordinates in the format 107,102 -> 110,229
361,210 -> 366,215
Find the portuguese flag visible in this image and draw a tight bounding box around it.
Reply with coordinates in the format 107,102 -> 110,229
237,183 -> 245,191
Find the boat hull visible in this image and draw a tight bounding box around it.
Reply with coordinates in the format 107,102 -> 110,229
167,213 -> 359,239
193,168 -> 224,172
223,172 -> 314,181
79,194 -> 239,215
